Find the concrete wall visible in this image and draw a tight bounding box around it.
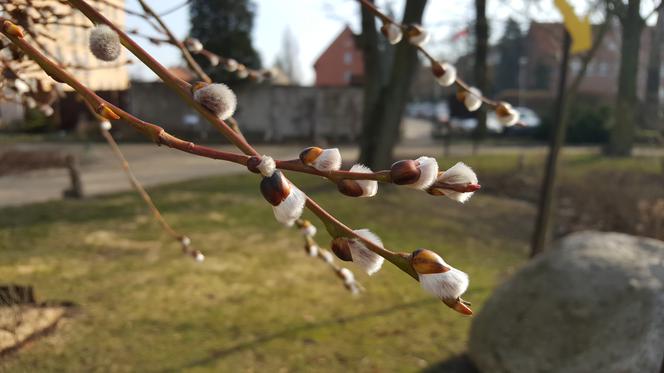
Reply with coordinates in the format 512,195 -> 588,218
0,101 -> 25,130
123,82 -> 363,143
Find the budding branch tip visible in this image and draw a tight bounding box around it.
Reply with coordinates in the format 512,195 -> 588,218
3,21 -> 25,38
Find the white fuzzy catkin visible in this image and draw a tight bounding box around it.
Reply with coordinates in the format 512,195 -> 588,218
301,224 -> 317,238
320,249 -> 334,264
14,79 -> 30,94
306,244 -> 319,257
257,155 -> 276,177
180,236 -> 191,247
349,164 -> 378,197
39,105 -> 54,117
208,55 -> 220,67
185,38 -> 203,53
408,156 -> 439,190
419,267 -> 469,301
339,267 -> 355,283
25,97 -> 36,109
311,148 -> 342,171
237,68 -> 249,79
464,87 -> 482,112
440,162 -> 478,203
497,104 -> 520,126
384,23 -> 403,44
435,62 -> 457,87
193,83 -> 237,120
273,183 -> 306,226
408,29 -> 430,46
89,24 -> 121,62
226,59 -> 238,72
100,120 -> 112,131
349,229 -> 384,275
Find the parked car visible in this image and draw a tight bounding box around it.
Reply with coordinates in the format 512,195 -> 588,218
440,106 -> 541,134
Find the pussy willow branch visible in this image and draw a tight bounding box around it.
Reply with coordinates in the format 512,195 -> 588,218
356,0 -> 500,107
63,1 -> 416,262
1,16 -> 417,279
69,0 -> 255,154
80,98 -> 189,244
296,219 -> 364,293
101,126 -> 180,239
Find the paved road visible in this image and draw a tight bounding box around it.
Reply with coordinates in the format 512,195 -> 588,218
1,119 -> 660,207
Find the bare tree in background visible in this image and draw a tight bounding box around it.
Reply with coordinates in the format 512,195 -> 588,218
644,3 -> 664,131
606,0 -> 645,156
274,27 -> 302,85
472,0 -> 489,154
358,0 -> 428,169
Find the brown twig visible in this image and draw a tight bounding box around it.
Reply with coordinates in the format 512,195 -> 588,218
135,0 -> 211,83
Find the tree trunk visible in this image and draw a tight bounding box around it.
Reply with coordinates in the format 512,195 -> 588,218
358,1 -> 384,165
606,0 -> 643,156
472,0 -> 489,154
358,0 -> 427,169
531,32 -> 571,258
644,4 -> 664,130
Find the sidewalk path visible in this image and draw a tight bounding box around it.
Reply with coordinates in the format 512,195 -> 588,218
1,134 -> 660,207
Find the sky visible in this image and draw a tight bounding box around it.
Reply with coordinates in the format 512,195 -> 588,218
123,0 -> 652,85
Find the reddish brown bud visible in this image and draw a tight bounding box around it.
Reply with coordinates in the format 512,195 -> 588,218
443,298 -> 473,315
410,249 -> 450,275
331,237 -> 353,261
337,179 -> 364,197
431,60 -> 445,78
3,21 -> 25,38
390,160 -> 421,185
97,104 -> 120,120
260,171 -> 290,206
262,69 -> 274,79
379,23 -> 390,38
191,81 -> 208,94
405,24 -> 425,39
495,102 -> 512,117
246,156 -> 261,173
426,187 -> 446,196
456,88 -> 467,102
299,147 -> 323,165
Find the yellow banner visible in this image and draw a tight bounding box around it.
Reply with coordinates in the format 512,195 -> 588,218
554,0 -> 592,53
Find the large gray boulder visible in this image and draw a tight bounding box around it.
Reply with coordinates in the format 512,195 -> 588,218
469,231 -> 664,373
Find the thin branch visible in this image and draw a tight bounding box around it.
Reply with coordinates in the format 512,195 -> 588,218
1,16 -> 417,281
135,0 -> 211,83
159,0 -> 191,17
357,0 -> 509,111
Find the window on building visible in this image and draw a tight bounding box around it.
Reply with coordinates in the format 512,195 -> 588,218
344,51 -> 353,65
570,60 -> 582,74
344,71 -> 352,83
598,62 -> 608,77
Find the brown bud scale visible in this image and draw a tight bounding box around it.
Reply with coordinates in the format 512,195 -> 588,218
431,61 -> 445,78
410,249 -> 450,274
390,160 -> 421,185
331,237 -> 353,261
246,156 -> 261,173
299,147 -> 323,165
337,180 -> 364,197
260,171 -> 290,206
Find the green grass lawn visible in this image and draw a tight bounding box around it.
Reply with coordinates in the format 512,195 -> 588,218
1,150 -> 659,372
0,167 -> 533,372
